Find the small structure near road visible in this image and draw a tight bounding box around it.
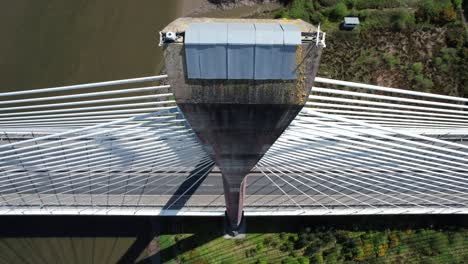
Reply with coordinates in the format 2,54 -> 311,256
341,16 -> 360,30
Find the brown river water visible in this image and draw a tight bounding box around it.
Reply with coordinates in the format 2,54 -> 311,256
0,0 -> 206,92
0,1 -> 280,92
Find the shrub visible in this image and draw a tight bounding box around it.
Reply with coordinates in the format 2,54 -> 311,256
274,9 -> 288,19
414,74 -> 434,91
433,57 -> 443,66
353,246 -> 365,261
319,0 -> 339,7
430,233 -> 449,254
452,0 -> 462,9
391,9 -> 415,30
310,12 -> 326,24
256,242 -> 264,252
415,0 -> 457,25
280,241 -> 294,252
263,236 -> 273,246
383,54 -> 400,69
440,64 -> 449,72
282,256 -> 300,264
412,62 -> 423,74
355,0 -> 403,10
329,3 -> 348,21
288,0 -> 310,21
298,256 -> 310,264
445,28 -> 465,48
311,253 -> 324,264
245,247 -> 257,258
256,257 -> 267,264
355,0 -> 401,9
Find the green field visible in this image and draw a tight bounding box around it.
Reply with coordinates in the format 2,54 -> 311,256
156,219 -> 467,263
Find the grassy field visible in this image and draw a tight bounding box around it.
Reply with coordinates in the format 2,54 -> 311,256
154,216 -> 467,264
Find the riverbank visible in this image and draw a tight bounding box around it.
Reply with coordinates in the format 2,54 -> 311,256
186,0 -> 282,18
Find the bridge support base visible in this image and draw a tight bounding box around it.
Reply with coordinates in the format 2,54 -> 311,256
223,211 -> 246,239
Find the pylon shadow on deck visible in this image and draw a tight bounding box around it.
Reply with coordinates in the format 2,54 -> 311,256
162,159 -> 214,210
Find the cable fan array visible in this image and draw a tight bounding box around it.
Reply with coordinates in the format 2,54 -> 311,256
256,78 -> 468,215
0,75 -> 467,215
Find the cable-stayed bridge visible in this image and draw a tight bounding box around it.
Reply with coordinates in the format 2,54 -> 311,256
1,74 -> 467,217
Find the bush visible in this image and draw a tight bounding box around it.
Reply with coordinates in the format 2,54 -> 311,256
391,9 -> 415,30
415,0 -> 457,25
433,57 -> 443,66
452,0 -> 462,9
263,236 -> 273,246
256,242 -> 264,252
310,12 -> 326,24
383,54 -> 400,69
274,9 -> 288,19
430,233 -> 449,254
298,256 -> 310,264
445,28 -> 465,48
353,246 -> 365,261
319,0 -> 339,7
412,62 -> 423,74
311,253 -> 324,264
280,241 -> 294,252
288,0 -> 310,21
414,74 -> 434,91
256,257 -> 267,264
329,3 -> 348,21
355,0 -> 403,10
282,256 -> 300,264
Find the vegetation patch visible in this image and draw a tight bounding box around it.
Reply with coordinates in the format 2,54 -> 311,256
157,227 -> 467,263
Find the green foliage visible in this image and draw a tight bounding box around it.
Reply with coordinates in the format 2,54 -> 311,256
383,53 -> 400,69
256,242 -> 264,252
358,9 -> 414,31
256,257 -> 267,264
430,233 -> 449,254
298,256 -> 310,264
318,0 -> 339,7
445,27 -> 466,48
390,9 -> 415,30
311,253 -> 324,264
412,62 -> 423,74
280,240 -> 295,252
415,0 -> 457,25
288,0 -> 311,21
354,0 -> 404,10
329,2 -> 348,21
274,9 -> 289,19
452,0 -> 462,9
245,247 -> 257,258
434,47 -> 462,74
282,256 -> 300,264
433,57 -> 443,66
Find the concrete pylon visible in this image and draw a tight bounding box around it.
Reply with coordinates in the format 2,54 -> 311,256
160,18 -> 324,234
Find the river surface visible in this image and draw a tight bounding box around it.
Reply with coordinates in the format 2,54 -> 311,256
0,1 -> 280,92
0,0 -> 207,92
